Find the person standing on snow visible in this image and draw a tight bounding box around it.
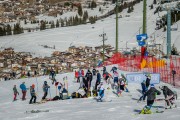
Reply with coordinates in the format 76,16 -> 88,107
145,74 -> 151,89
13,85 -> 19,101
20,82 -> 27,100
92,67 -> 97,76
85,69 -> 93,87
144,84 -> 161,109
95,70 -> 101,90
159,86 -> 177,109
29,84 -> 36,104
75,70 -> 79,82
102,65 -> 106,75
113,70 -> 119,84
50,69 -> 56,84
138,80 -> 148,102
111,66 -> 117,73
42,81 -> 50,100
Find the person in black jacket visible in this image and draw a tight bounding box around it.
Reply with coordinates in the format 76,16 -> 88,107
85,69 -> 93,87
159,86 -> 177,108
145,74 -> 151,89
92,67 -> 96,76
83,77 -> 89,95
145,84 -> 161,109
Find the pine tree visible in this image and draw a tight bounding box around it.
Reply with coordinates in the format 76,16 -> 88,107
40,20 -> 46,30
6,24 -> 12,35
51,21 -> 55,28
127,6 -> 131,13
0,27 -> 4,36
61,19 -> 64,27
91,1 -> 97,9
78,4 -> 83,16
24,19 -> 27,24
112,0 -> 116,4
3,27 -> 6,36
153,0 -> 157,4
99,7 -> 101,11
56,19 -> 59,27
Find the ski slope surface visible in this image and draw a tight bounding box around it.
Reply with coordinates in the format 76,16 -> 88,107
0,65 -> 180,120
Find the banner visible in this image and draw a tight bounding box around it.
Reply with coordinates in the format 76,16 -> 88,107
126,73 -> 160,84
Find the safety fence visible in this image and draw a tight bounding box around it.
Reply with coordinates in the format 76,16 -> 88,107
104,53 -> 180,87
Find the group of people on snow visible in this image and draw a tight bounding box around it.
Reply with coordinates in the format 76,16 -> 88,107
12,65 -> 177,112
138,74 -> 177,114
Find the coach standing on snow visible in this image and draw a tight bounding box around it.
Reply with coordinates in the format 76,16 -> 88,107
20,82 -> 27,100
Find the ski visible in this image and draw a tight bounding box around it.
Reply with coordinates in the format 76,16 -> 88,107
25,110 -> 49,114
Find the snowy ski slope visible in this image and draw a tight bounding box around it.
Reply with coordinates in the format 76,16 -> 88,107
0,65 -> 180,120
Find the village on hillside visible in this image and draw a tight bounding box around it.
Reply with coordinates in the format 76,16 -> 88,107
0,44 -> 116,81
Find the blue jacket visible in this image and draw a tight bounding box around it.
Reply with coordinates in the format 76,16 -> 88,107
43,84 -> 49,92
20,83 -> 27,91
141,82 -> 147,93
30,87 -> 36,96
97,73 -> 101,82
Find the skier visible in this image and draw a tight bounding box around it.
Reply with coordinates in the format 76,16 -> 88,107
113,70 -> 119,84
103,71 -> 112,84
97,81 -> 105,102
77,69 -> 82,83
83,77 -> 88,96
92,67 -> 96,76
117,77 -> 125,96
50,69 -> 56,84
85,69 -> 93,87
13,85 -> 19,101
27,71 -> 31,78
81,69 -> 84,77
102,65 -> 106,75
29,84 -> 36,104
95,70 -> 101,90
159,86 -> 177,109
111,66 -> 117,73
42,81 -> 50,100
75,70 -> 79,82
20,82 -> 27,100
145,74 -> 151,89
141,84 -> 161,114
58,82 -> 63,100
138,80 -> 148,102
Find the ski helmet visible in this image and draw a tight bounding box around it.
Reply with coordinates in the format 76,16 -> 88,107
32,84 -> 35,88
150,84 -> 154,87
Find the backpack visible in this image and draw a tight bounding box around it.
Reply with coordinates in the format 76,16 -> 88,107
52,96 -> 60,101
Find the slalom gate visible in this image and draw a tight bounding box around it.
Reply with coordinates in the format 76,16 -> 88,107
103,53 -> 180,87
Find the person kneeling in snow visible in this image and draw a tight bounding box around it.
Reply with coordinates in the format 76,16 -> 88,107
97,81 -> 105,101
140,84 -> 161,114
159,86 -> 177,109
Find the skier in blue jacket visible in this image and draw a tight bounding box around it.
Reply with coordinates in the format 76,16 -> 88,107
138,80 -> 148,102
20,82 -> 27,100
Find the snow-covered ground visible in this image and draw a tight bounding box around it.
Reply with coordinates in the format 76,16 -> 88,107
0,65 -> 180,120
0,0 -> 179,57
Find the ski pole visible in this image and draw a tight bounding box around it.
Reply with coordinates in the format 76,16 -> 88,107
49,88 -> 51,99
36,76 -> 38,92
